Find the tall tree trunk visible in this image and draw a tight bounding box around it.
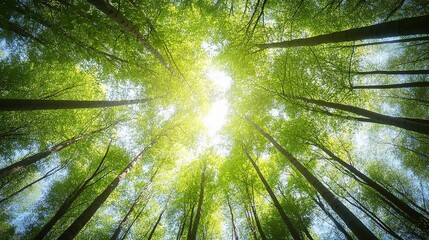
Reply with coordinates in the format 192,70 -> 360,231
187,166 -> 206,240
312,196 -> 353,240
247,118 -> 377,240
226,195 -> 239,240
354,70 -> 429,75
317,144 -> 429,234
244,148 -> 302,240
0,20 -> 46,45
250,203 -> 267,240
293,96 -> 429,135
0,122 -> 116,181
147,209 -> 165,240
86,0 -> 174,74
58,137 -> 158,239
244,204 -> 259,240
0,165 -> 63,205
352,81 -> 429,89
34,143 -> 111,239
0,98 -> 152,111
258,14 -> 429,49
342,36 -> 429,48
111,168 -> 159,240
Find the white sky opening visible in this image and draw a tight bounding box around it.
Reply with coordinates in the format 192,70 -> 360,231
203,69 -> 232,136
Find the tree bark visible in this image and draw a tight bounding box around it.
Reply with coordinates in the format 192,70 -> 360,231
258,14 -> 429,49
354,70 -> 429,75
352,81 -> 429,89
0,122 -> 116,181
58,137 -> 158,239
293,96 -> 429,135
317,144 -> 429,234
34,143 -> 111,239
86,0 -> 174,74
247,118 -> 377,240
187,166 -> 206,240
244,148 -> 302,240
250,203 -> 268,240
0,98 -> 152,111
342,36 -> 429,48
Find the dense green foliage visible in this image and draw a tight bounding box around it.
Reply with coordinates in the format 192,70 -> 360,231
1,0 -> 428,239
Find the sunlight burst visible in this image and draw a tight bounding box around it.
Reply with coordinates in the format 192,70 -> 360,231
203,99 -> 229,136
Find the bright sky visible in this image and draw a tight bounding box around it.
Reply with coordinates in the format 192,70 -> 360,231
203,68 -> 232,136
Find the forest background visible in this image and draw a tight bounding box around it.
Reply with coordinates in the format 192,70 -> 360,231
0,0 -> 429,239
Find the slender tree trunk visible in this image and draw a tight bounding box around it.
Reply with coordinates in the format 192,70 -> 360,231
244,148 -> 302,240
58,137 -> 158,239
226,195 -> 239,240
177,205 -> 189,240
244,204 -> 258,240
0,123 -> 116,181
247,118 -> 377,239
187,166 -> 206,240
0,20 -> 46,45
341,36 -> 429,48
353,81 -> 429,89
258,14 -> 429,49
147,209 -> 165,240
317,144 -> 429,234
186,204 -> 195,240
34,143 -> 111,239
0,165 -> 63,205
0,98 -> 152,111
86,0 -> 174,74
294,96 -> 429,135
354,70 -> 429,75
312,196 -> 353,240
111,168 -> 159,240
250,203 -> 268,240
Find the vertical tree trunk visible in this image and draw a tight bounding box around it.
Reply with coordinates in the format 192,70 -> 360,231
317,144 -> 429,234
0,122 -> 116,181
58,137 -> 158,239
247,118 -> 377,239
258,14 -> 429,49
244,148 -> 302,240
226,195 -> 239,240
294,96 -> 429,135
34,142 -> 111,240
250,203 -> 268,240
0,98 -> 152,111
187,166 -> 206,240
86,0 -> 174,74
352,81 -> 429,89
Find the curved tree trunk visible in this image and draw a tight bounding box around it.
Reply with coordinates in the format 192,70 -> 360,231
58,137 -> 158,239
352,81 -> 429,89
86,0 -> 174,74
0,122 -> 116,181
244,148 -> 302,240
247,118 -> 377,240
258,14 -> 429,49
0,98 -> 152,111
317,144 -> 429,234
294,96 -> 429,135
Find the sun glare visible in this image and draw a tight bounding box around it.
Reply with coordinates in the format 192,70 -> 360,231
203,99 -> 229,136
203,69 -> 232,136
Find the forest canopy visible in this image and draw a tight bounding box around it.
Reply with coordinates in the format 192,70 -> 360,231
1,0 -> 429,239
